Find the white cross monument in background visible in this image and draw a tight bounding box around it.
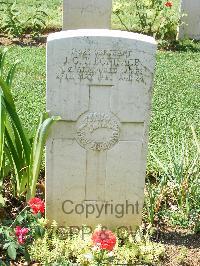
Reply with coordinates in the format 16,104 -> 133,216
178,0 -> 200,40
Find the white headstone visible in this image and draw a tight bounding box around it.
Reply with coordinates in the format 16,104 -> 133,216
63,0 -> 112,30
178,0 -> 200,40
46,30 -> 157,229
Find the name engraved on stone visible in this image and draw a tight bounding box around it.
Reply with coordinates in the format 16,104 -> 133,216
76,112 -> 121,151
56,49 -> 145,83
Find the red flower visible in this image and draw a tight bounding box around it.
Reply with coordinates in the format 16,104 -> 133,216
165,1 -> 173,8
91,229 -> 116,251
15,226 -> 29,245
28,197 -> 45,214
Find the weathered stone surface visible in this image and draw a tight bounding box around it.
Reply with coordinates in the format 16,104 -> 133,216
178,0 -> 200,40
46,30 -> 157,229
63,0 -> 112,30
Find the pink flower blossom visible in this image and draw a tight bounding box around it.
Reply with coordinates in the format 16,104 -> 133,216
15,226 -> 29,245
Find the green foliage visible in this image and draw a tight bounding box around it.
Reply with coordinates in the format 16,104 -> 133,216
0,48 -> 60,200
29,224 -> 164,265
0,1 -> 48,39
26,8 -> 48,38
115,226 -> 165,265
6,0 -> 62,30
144,132 -> 200,230
0,48 -> 18,207
176,247 -> 188,265
0,202 -> 46,262
113,0 -> 181,40
141,44 -> 200,230
0,225 -> 29,262
1,0 -> 183,40
1,1 -> 24,38
0,78 -> 60,200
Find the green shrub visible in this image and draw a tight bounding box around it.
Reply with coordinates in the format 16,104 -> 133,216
113,0 -> 181,40
0,197 -> 46,262
1,1 -> 24,38
29,225 -> 165,265
0,1 -> 48,39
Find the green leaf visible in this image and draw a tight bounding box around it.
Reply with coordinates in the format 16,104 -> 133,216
7,243 -> 17,260
0,48 -> 9,77
0,76 -> 31,196
0,78 -> 31,163
24,248 -> 31,262
28,114 -> 60,200
0,92 -> 6,178
3,243 -> 11,249
5,127 -> 21,191
6,60 -> 19,87
0,193 -> 5,206
16,214 -> 24,223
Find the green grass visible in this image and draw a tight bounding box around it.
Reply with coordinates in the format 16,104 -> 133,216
149,45 -> 200,171
5,46 -> 46,132
3,42 -> 200,174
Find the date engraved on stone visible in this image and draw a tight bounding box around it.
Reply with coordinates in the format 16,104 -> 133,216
56,49 -> 145,83
76,112 -> 121,151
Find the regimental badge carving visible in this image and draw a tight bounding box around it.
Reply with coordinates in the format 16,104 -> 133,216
76,112 -> 121,151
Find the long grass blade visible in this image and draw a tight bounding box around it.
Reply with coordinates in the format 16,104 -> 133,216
5,126 -> 21,193
191,125 -> 200,155
0,93 -> 6,180
0,48 -> 9,77
28,114 -> 60,200
6,61 -> 19,86
0,77 -> 31,163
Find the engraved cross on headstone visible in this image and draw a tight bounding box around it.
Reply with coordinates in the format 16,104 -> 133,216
75,85 -> 144,203
63,0 -> 113,30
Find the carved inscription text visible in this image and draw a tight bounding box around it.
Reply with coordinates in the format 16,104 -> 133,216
57,49 -> 145,83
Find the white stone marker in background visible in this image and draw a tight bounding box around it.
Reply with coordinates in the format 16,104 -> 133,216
178,0 -> 200,40
46,30 -> 157,229
63,0 -> 112,30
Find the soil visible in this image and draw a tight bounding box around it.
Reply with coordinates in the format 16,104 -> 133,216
153,228 -> 200,266
0,35 -> 46,47
0,28 -> 60,47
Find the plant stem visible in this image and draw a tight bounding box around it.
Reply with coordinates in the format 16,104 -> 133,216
114,12 -> 130,32
9,205 -> 28,228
